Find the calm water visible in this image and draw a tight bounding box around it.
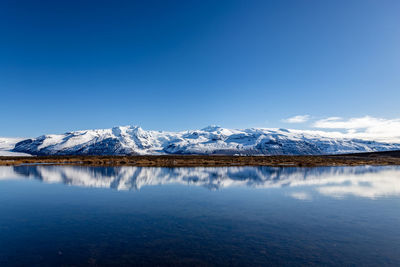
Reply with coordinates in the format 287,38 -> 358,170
1,165 -> 400,266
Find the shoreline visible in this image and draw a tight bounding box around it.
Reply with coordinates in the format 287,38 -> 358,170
1,152 -> 400,167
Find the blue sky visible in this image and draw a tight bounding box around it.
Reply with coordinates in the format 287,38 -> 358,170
1,0 -> 399,137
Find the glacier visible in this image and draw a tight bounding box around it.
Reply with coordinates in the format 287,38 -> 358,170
0,137 -> 31,156
10,125 -> 400,156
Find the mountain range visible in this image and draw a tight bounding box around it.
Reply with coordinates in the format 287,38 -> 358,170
2,125 -> 400,156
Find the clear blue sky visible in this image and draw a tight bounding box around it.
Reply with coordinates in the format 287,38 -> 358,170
1,0 -> 399,137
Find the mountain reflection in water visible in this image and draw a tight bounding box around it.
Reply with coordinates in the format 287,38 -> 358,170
1,165 -> 399,199
1,165 -> 400,266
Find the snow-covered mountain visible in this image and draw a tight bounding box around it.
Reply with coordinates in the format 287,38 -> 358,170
10,125 -> 400,156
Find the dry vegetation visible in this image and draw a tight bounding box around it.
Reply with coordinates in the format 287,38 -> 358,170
1,151 -> 400,167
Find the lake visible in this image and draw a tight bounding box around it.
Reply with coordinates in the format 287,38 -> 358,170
1,165 -> 400,266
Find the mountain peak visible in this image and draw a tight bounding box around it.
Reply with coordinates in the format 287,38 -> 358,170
201,125 -> 223,132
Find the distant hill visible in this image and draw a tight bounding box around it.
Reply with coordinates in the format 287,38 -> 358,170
343,150 -> 400,158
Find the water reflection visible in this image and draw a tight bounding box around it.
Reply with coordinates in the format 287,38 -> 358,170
1,165 -> 400,199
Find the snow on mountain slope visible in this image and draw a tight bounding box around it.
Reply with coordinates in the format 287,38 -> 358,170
11,125 -> 400,156
0,138 -> 31,156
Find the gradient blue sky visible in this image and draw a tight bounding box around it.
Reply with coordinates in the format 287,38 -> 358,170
1,0 -> 399,137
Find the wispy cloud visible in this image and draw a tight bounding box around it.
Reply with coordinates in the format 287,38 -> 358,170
312,116 -> 400,142
288,191 -> 312,201
283,115 -> 310,123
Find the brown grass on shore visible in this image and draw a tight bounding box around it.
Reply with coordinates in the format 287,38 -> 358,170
1,152 -> 400,167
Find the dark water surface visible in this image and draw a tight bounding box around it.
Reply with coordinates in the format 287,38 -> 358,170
1,165 -> 400,266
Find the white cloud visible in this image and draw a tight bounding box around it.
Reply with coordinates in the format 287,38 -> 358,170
312,116 -> 400,142
288,191 -> 312,201
283,115 -> 310,123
